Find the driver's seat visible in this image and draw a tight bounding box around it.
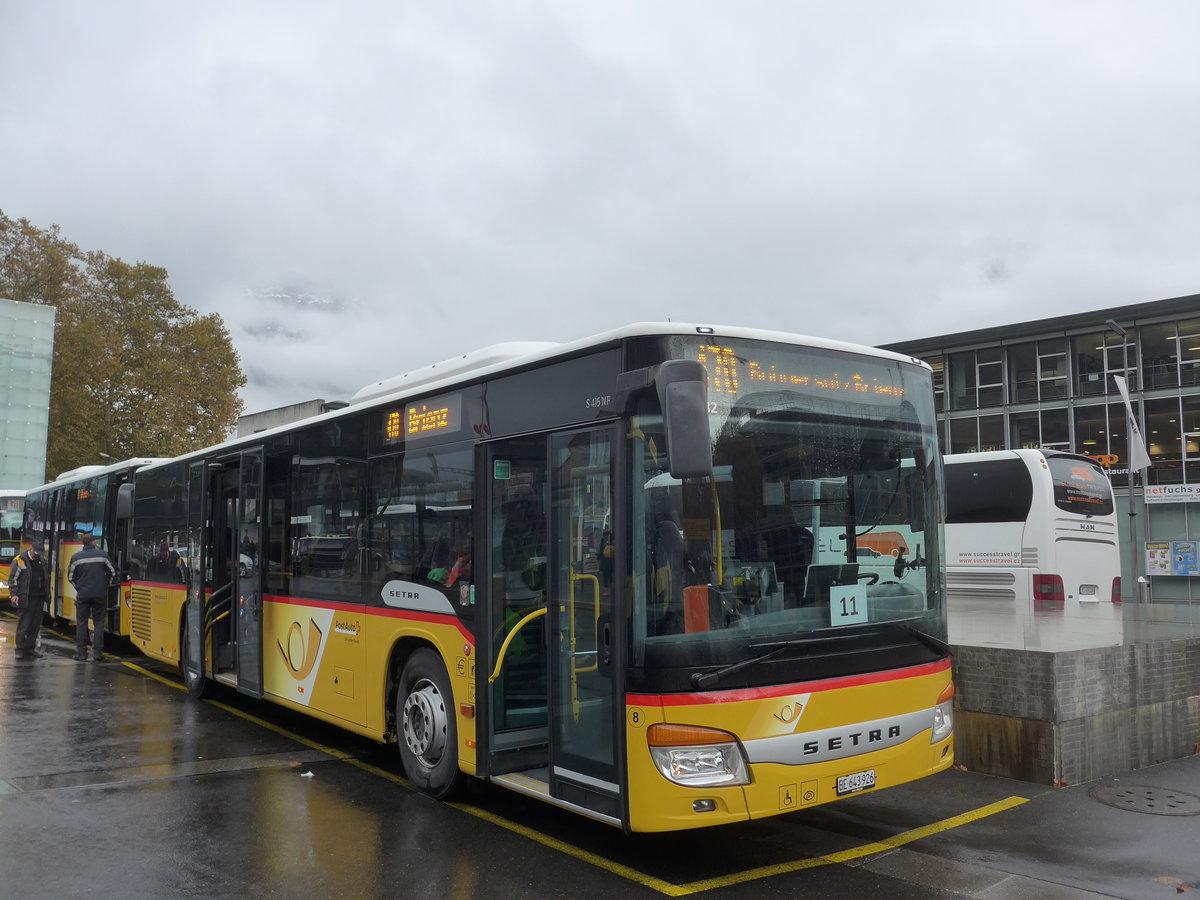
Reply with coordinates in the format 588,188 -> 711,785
802,563 -> 860,607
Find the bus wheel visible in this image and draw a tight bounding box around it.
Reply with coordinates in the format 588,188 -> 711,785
180,607 -> 209,698
397,648 -> 461,799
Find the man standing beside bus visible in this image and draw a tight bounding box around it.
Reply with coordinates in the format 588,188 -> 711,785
10,541 -> 49,660
69,533 -> 115,662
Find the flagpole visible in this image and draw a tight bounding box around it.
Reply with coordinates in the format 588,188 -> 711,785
1107,319 -> 1140,602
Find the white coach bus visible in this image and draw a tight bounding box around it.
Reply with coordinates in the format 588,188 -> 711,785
943,449 -> 1121,607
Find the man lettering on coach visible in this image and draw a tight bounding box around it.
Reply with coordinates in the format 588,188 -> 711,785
69,532 -> 116,662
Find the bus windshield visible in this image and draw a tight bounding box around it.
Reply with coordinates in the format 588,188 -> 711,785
1,503 -> 21,539
630,338 -> 943,676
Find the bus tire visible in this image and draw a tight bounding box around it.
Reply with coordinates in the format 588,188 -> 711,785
180,606 -> 209,698
396,648 -> 462,799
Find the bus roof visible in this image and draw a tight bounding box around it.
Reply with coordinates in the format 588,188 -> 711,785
137,322 -> 931,476
30,457 -> 172,494
943,449 -> 1105,467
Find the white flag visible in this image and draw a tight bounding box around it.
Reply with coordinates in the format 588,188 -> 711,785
1112,376 -> 1152,472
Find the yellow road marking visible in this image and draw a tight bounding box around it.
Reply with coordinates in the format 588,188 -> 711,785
121,660 -> 185,690
119,659 -> 417,788
449,802 -> 687,895
672,796 -> 1030,895
118,657 -> 1028,895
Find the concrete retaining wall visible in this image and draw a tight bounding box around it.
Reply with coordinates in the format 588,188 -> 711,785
951,637 -> 1200,785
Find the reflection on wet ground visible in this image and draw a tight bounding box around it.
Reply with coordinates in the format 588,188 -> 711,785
950,595 -> 1200,650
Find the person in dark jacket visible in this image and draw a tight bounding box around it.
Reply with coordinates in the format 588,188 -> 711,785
68,532 -> 116,662
9,541 -> 49,660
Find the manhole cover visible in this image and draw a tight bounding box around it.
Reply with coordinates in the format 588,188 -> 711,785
1090,784 -> 1200,816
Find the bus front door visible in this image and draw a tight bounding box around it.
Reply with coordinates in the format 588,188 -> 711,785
484,427 -> 622,824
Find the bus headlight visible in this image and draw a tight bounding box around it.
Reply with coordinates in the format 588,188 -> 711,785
648,723 -> 750,787
931,682 -> 954,744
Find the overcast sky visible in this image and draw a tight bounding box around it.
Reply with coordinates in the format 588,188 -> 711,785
4,2 -> 1200,415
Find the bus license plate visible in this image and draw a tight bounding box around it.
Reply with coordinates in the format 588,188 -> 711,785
1079,584 -> 1097,595
836,769 -> 876,795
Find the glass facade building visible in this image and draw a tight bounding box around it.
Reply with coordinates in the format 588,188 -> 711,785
882,292 -> 1200,602
0,297 -> 55,489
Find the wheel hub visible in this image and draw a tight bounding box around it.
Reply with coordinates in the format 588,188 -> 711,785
402,679 -> 447,766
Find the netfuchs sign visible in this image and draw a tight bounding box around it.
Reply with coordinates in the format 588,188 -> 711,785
1144,484 -> 1200,504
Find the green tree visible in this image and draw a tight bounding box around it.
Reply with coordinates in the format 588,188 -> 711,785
0,210 -> 246,478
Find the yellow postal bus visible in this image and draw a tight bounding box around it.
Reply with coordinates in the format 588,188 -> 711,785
119,323 -> 953,832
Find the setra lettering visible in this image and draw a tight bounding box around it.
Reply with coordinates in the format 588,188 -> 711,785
801,724 -> 903,755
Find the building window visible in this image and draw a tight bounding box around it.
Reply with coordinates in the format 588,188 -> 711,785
1010,410 -> 1039,447
1041,407 -> 1070,450
1073,331 -> 1137,397
947,415 -> 1004,453
949,417 -> 977,453
1009,339 -> 1066,403
1074,402 -> 1110,463
1180,319 -> 1200,387
1008,407 -> 1069,451
1009,343 -> 1037,403
1038,339 -> 1068,399
977,348 -> 1004,407
1185,394 -> 1200,482
1075,401 -> 1137,487
978,414 -> 1004,451
1141,321 -> 1179,389
1073,334 -> 1106,397
928,355 -> 945,413
1145,396 -> 1183,483
948,348 -> 1004,410
948,351 -> 977,409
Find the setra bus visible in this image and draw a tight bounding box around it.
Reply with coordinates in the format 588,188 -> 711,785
1,489 -> 26,600
20,459 -> 166,635
119,323 -> 953,832
943,449 -> 1121,606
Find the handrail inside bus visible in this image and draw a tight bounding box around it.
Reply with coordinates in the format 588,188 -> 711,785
206,580 -> 235,631
569,571 -> 601,672
709,475 -> 723,586
487,606 -> 547,684
569,570 -> 602,722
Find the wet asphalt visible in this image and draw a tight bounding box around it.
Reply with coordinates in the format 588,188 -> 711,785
1,612 -> 1197,900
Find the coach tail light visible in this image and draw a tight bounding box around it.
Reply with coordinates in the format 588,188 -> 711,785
1033,574 -> 1065,602
931,682 -> 954,744
648,723 -> 750,787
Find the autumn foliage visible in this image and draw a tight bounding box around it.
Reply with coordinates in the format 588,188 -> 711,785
0,210 -> 245,479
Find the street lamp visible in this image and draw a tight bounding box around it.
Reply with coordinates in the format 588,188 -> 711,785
1105,319 -> 1139,602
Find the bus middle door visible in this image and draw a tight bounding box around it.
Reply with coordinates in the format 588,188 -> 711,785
483,427 -> 621,824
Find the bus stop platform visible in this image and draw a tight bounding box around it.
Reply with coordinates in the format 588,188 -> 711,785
950,596 -> 1200,786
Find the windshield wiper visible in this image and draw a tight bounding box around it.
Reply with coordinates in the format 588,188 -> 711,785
689,634 -> 863,689
793,615 -> 950,656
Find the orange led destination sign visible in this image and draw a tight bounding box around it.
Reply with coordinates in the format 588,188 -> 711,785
384,393 -> 462,445
407,403 -> 453,435
694,344 -> 904,399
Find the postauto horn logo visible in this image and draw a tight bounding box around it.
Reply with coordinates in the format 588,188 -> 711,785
278,618 -> 323,680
